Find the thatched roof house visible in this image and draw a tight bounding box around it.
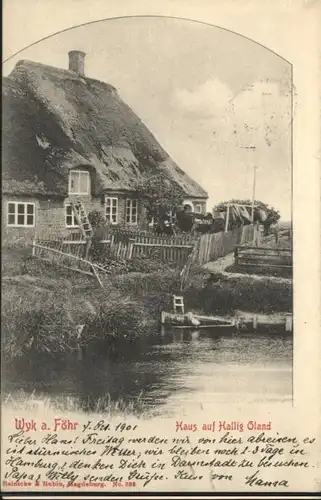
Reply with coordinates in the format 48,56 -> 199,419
2,51 -> 208,242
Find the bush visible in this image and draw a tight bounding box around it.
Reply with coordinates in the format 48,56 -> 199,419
83,299 -> 146,346
2,287 -> 79,361
112,266 -> 181,297
88,210 -> 107,229
184,271 -> 292,314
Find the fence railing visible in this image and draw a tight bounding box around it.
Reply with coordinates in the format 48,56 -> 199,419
95,227 -> 198,246
33,224 -> 256,269
32,242 -> 108,287
34,236 -> 87,259
35,228 -> 86,242
196,227 -> 244,266
93,227 -> 198,265
240,224 -> 255,245
235,245 -> 292,269
131,242 -> 193,264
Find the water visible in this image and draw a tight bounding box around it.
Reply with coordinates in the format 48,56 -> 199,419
6,328 -> 292,416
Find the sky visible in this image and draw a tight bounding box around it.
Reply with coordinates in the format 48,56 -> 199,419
3,16 -> 292,220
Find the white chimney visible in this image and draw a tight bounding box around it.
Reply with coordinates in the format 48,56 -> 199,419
68,50 -> 86,76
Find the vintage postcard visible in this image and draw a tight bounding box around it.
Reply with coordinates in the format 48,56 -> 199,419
1,0 -> 320,498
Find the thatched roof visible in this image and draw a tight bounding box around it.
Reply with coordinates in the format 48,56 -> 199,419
2,60 -> 208,199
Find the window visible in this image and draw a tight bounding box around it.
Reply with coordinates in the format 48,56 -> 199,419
195,204 -> 202,214
65,204 -> 79,227
126,199 -> 138,224
7,202 -> 35,227
105,197 -> 118,224
69,170 -> 90,195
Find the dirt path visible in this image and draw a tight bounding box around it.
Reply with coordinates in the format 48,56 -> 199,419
203,252 -> 234,273
202,236 -> 292,284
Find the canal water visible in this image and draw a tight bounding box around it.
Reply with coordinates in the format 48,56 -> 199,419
5,328 -> 293,416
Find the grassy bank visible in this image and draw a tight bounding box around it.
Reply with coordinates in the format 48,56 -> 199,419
3,389 -> 151,417
2,245 -> 181,370
184,265 -> 292,315
225,263 -> 292,279
2,244 -> 292,376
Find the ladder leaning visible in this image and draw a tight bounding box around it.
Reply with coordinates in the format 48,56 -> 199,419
70,197 -> 93,259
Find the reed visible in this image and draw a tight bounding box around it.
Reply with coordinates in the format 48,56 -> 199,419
2,389 -> 152,418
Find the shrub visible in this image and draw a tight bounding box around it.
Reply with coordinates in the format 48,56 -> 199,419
84,299 -> 146,346
88,210 -> 107,229
184,272 -> 292,314
2,288 -> 78,361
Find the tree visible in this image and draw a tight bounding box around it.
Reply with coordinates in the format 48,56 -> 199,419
136,172 -> 184,222
213,199 -> 281,234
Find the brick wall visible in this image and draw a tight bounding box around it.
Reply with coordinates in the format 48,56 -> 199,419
2,192 -> 149,244
2,195 -> 39,246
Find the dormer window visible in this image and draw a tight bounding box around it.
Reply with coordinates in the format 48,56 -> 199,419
69,170 -> 90,195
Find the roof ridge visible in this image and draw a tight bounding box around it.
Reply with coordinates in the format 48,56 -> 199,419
11,59 -> 117,92
4,58 -> 208,199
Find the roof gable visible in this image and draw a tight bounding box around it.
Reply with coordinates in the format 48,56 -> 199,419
3,59 -> 208,199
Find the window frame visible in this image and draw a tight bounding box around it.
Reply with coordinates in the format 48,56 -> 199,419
126,199 -> 138,225
65,204 -> 79,228
68,170 -> 91,195
7,201 -> 36,228
194,204 -> 203,214
105,196 -> 119,225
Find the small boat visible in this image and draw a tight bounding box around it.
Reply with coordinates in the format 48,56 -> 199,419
160,310 -> 293,333
160,311 -> 234,328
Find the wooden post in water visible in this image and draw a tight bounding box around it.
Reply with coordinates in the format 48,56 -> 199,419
252,315 -> 258,330
285,314 -> 293,332
161,311 -> 166,324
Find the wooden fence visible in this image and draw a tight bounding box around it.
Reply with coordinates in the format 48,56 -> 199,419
33,224 -> 256,270
240,224 -> 256,245
33,231 -> 88,257
131,242 -> 193,264
94,228 -> 197,264
234,245 -> 292,270
107,239 -> 135,261
35,228 -> 86,241
96,226 -> 198,246
196,227 -> 244,266
32,242 -> 109,287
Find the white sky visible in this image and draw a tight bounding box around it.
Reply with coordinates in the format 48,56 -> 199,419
3,17 -> 292,220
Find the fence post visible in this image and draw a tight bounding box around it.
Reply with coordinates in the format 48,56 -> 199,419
234,246 -> 239,265
127,238 -> 135,260
285,314 -> 293,332
252,315 -> 258,330
224,204 -> 230,233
